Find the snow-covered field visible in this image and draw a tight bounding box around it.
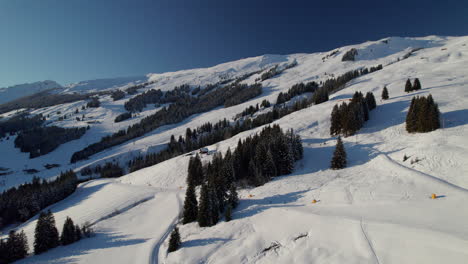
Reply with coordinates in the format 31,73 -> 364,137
1,35 -> 468,263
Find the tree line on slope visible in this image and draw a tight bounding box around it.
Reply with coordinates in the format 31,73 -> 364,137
70,81 -> 263,163
259,60 -> 298,81
79,63 -> 385,178
0,171 -> 78,230
14,126 -> 87,158
95,65 -> 383,176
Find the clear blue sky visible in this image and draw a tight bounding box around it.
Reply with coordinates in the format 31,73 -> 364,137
1,0 -> 467,87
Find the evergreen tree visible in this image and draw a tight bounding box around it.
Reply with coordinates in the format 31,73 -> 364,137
34,210 -> 59,254
248,160 -> 265,186
330,104 -> 341,136
365,92 -> 377,110
405,78 -> 412,93
225,204 -> 233,222
5,230 -> 29,263
227,184 -> 239,209
167,227 -> 181,253
331,137 -> 347,169
406,95 -> 440,133
182,181 -> 198,224
406,97 -> 417,132
60,216 -> 76,245
276,137 -> 294,175
262,149 -> 277,179
197,184 -> 212,227
0,237 -> 7,264
413,78 -> 422,91
187,155 -> 203,186
382,86 -> 389,100
75,224 -> 82,241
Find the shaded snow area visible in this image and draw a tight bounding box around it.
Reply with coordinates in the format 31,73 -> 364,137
1,35 -> 468,263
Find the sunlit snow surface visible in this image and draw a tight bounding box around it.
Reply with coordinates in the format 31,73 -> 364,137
2,36 -> 468,264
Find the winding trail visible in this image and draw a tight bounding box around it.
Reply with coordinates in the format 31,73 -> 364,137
150,191 -> 183,264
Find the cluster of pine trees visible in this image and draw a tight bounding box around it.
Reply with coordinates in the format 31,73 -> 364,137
0,210 -> 93,263
14,126 -> 87,158
114,112 -> 132,123
406,94 -> 440,133
330,92 -> 377,137
404,78 -> 422,93
124,88 -> 164,112
86,97 -> 100,108
0,113 -> 44,138
0,229 -> 28,263
99,162 -> 124,178
71,82 -> 263,163
224,83 -> 262,107
182,125 -> 302,231
260,60 -> 298,81
276,81 -> 319,105
341,48 -> 358,61
110,90 -> 126,101
0,171 -> 77,229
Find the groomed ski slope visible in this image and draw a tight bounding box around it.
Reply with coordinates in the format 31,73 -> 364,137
7,35 -> 468,263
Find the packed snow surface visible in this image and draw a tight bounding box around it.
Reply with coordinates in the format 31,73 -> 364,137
1,35 -> 468,263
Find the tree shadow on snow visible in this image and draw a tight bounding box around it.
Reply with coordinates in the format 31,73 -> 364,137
18,231 -> 148,264
441,109 -> 468,129
234,190 -> 308,220
359,99 -> 411,134
182,238 -> 232,248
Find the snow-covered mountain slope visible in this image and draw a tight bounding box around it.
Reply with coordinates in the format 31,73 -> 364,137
0,80 -> 62,104
2,35 -> 468,264
62,76 -> 147,94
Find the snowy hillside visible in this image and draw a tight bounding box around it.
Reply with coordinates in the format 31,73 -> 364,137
1,35 -> 468,264
0,80 -> 62,104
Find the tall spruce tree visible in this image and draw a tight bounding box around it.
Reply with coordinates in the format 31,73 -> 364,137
225,204 -> 233,222
227,184 -> 239,209
248,160 -> 265,187
34,210 -> 59,254
197,183 -> 212,227
276,137 -> 294,175
187,154 -> 203,186
61,216 -> 77,245
262,149 -> 277,179
382,86 -> 389,100
182,181 -> 198,224
5,230 -> 29,263
0,237 -> 6,264
330,104 -> 341,136
167,227 -> 181,253
365,92 -> 377,110
413,78 -> 422,91
405,78 -> 413,93
331,137 -> 347,169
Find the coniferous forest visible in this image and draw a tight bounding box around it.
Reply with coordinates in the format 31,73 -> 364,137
182,125 -> 303,228
0,171 -> 77,229
71,81 -> 263,163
